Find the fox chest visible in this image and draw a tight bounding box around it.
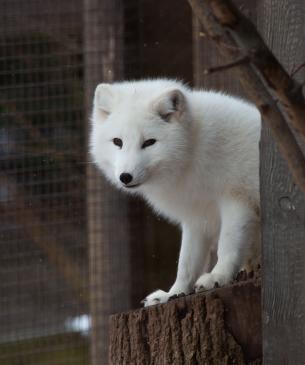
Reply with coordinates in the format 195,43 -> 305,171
145,185 -> 218,225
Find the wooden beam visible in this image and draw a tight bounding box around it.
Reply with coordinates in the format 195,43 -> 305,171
258,1 -> 305,363
83,0 -> 131,364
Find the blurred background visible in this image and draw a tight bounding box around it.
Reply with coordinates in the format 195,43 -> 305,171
0,0 -> 250,363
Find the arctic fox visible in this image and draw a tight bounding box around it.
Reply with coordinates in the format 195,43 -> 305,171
90,79 -> 261,307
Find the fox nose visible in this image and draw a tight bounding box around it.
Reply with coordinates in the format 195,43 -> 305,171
120,173 -> 133,185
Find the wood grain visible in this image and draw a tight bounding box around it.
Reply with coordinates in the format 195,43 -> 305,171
258,0 -> 305,363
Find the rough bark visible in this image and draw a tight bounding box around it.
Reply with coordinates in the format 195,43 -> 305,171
109,280 -> 262,364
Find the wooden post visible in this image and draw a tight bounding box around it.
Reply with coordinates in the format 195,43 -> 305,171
258,1 -> 305,363
83,1 -> 133,364
109,279 -> 262,364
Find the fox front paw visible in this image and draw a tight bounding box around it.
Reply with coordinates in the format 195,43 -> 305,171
142,288 -> 187,307
141,289 -> 171,307
194,272 -> 228,292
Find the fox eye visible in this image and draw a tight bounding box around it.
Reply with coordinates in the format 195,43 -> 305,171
142,139 -> 156,149
113,138 -> 123,148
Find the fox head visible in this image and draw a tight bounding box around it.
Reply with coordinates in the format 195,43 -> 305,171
90,80 -> 193,194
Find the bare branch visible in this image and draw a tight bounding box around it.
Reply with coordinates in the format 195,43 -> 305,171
204,56 -> 249,75
291,62 -> 305,78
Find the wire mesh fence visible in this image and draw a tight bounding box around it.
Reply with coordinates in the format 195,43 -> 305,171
0,0 -> 193,363
1,1 -> 89,363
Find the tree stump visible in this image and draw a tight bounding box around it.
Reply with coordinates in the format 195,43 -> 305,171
109,278 -> 261,364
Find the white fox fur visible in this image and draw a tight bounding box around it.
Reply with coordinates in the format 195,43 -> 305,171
90,79 -> 261,307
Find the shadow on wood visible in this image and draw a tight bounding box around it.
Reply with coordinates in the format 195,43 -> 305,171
109,279 -> 261,364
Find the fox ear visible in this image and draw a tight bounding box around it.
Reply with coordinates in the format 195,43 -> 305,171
154,89 -> 186,122
94,83 -> 113,120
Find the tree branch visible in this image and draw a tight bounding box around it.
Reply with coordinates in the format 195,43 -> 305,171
291,62 -> 305,78
204,55 -> 249,74
187,0 -> 305,196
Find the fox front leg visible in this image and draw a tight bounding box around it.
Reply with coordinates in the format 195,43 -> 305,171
195,198 -> 259,291
143,222 -> 211,307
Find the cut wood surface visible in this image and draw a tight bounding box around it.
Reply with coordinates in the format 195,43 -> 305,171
109,279 -> 261,364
